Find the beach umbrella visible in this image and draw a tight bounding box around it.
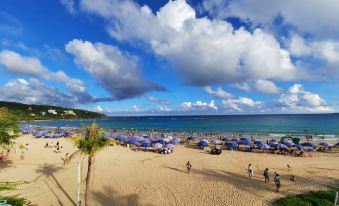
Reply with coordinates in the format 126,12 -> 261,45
238,140 -> 252,147
174,137 -> 181,142
225,142 -> 238,149
165,144 -> 175,149
291,144 -> 305,150
53,133 -> 63,138
269,142 -> 279,147
254,140 -> 263,145
157,139 -> 166,145
63,131 -> 73,137
170,139 -> 180,145
148,137 -> 157,142
283,141 -> 295,147
126,137 -> 139,145
198,141 -> 208,147
44,133 -> 53,138
163,138 -> 171,143
334,142 -> 339,148
231,138 -> 240,143
142,134 -> 150,138
277,143 -> 288,150
318,142 -> 333,147
301,142 -> 317,147
222,137 -> 230,142
115,134 -> 125,141
167,136 -> 174,141
212,139 -> 221,145
141,142 -> 151,148
153,143 -> 163,149
240,137 -> 249,141
258,143 -> 271,150
187,136 -> 195,141
136,136 -> 144,142
201,139 -> 209,144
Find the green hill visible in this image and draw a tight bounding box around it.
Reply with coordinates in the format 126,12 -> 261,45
0,101 -> 107,121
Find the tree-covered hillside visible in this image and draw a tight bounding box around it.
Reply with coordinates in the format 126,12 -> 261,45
0,101 -> 107,121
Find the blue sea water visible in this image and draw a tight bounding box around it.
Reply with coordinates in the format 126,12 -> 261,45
22,114 -> 339,138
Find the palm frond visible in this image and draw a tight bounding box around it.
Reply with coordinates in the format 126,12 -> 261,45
64,149 -> 81,165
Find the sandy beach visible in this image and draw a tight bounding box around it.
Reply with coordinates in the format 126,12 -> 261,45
1,134 -> 339,206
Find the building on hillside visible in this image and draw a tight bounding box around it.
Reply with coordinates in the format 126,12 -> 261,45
64,110 -> 76,116
48,109 -> 57,115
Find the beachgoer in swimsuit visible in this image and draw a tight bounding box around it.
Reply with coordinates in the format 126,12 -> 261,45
186,161 -> 192,173
263,168 -> 269,183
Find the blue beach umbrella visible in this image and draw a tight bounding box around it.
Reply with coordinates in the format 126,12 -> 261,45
157,139 -> 166,145
198,141 -> 209,147
231,138 -> 240,143
170,139 -> 180,145
254,140 -> 263,145
301,142 -> 317,147
148,137 -> 157,142
318,142 -> 333,147
126,137 -> 139,145
222,137 -> 230,142
153,143 -> 163,149
277,143 -> 288,150
163,138 -> 171,143
269,142 -> 279,148
201,139 -> 209,144
334,142 -> 339,148
44,133 -> 53,138
115,134 -> 125,141
165,144 -> 175,149
225,142 -> 238,149
212,139 -> 221,145
141,142 -> 151,148
238,140 -> 252,147
291,144 -> 305,150
258,143 -> 271,150
283,141 -> 295,147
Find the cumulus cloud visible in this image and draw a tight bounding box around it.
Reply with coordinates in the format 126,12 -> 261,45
147,96 -> 171,105
0,49 -> 95,104
277,84 -> 334,113
0,78 -> 80,107
60,0 -> 77,15
204,86 -> 233,99
95,106 -> 103,112
71,0 -> 299,87
65,39 -> 165,100
200,0 -> 339,39
233,80 -> 282,94
222,97 -> 262,112
180,100 -> 217,111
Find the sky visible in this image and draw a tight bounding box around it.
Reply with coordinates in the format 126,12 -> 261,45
1,0 -> 339,116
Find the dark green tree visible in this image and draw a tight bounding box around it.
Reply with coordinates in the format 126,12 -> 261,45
0,108 -> 19,147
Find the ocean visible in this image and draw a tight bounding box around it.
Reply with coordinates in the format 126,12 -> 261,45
21,114 -> 339,139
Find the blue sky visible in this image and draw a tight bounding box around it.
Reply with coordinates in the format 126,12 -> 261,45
1,0 -> 339,115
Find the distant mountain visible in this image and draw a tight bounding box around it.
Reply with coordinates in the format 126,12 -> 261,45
0,101 -> 107,121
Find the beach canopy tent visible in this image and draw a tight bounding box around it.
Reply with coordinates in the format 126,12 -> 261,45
318,142 -> 333,147
153,143 -> 163,149
198,141 -> 209,147
187,136 -> 195,141
301,142 -> 317,147
165,144 -> 175,149
212,139 -> 221,145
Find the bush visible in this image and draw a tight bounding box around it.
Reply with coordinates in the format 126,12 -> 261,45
0,197 -> 27,206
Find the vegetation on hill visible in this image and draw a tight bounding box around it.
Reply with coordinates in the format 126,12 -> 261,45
0,101 -> 107,121
0,108 -> 19,147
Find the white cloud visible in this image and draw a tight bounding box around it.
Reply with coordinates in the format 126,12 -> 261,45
65,39 -> 165,100
147,96 -> 171,105
155,106 -> 172,112
180,100 -> 217,111
0,78 -> 80,107
254,79 -> 281,94
204,86 -> 233,99
95,106 -> 103,112
222,97 -> 262,112
0,50 -> 48,76
132,105 -> 140,112
60,0 -> 77,15
0,49 -> 95,104
200,0 -> 339,39
73,0 -> 299,86
277,84 -> 334,113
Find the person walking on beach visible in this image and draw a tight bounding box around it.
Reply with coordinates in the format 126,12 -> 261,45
186,161 -> 192,174
248,164 -> 253,178
263,168 -> 269,183
274,172 -> 281,192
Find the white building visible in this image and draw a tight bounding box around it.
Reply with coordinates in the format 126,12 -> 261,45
48,109 -> 57,115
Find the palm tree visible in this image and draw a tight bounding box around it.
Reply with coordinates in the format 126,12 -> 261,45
0,108 -> 19,147
65,122 -> 109,206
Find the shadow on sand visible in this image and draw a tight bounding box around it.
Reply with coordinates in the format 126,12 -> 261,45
91,186 -> 155,206
35,164 -> 76,206
0,159 -> 15,172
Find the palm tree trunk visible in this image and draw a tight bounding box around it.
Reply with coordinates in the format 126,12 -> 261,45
84,155 -> 93,206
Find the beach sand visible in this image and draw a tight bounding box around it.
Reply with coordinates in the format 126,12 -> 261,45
1,135 -> 339,206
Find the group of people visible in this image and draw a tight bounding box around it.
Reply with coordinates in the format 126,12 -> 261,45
44,141 -> 63,153
248,164 -> 296,192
